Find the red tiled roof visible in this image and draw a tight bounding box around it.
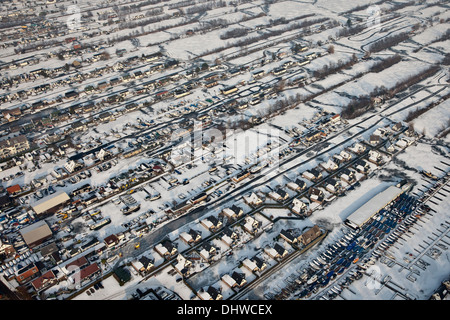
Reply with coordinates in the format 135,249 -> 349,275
79,263 -> 100,281
65,255 -> 88,271
31,270 -> 56,291
6,184 -> 21,194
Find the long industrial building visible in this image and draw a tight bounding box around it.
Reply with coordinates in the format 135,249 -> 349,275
32,191 -> 70,216
345,185 -> 404,230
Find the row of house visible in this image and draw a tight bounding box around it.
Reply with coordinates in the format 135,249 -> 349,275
10,250 -> 103,295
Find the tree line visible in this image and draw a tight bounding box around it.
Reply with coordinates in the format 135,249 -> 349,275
342,65 -> 441,119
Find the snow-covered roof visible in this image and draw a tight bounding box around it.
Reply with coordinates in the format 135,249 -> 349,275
19,220 -> 52,247
345,186 -> 403,229
242,258 -> 258,271
221,274 -> 236,287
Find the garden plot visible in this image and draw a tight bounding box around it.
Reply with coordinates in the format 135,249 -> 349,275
411,99 -> 450,141
411,23 -> 450,46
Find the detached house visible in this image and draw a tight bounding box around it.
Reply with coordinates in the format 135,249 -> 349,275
368,150 -> 383,165
325,178 -> 340,194
369,134 -> 381,146
231,271 -> 247,288
309,188 -> 324,203
349,142 -> 366,154
252,256 -> 267,272
104,234 -> 120,248
392,122 -> 403,132
334,150 -> 352,164
222,274 -> 237,289
280,229 -> 298,244
242,258 -> 259,273
198,286 -> 223,300
31,270 -> 57,293
302,169 -> 321,182
155,240 -> 177,259
207,286 -> 223,300
131,255 -> 154,275
355,159 -> 370,174
339,168 -> 356,185
320,159 -> 338,172
405,127 -> 415,137
200,216 -> 222,233
180,229 -> 202,246
265,243 -> 288,260
199,242 -> 217,262
298,225 -> 322,246
395,138 -> 412,149
223,227 -> 238,240
222,205 -> 244,220
6,184 -> 21,196
243,215 -> 261,235
174,254 -> 193,278
243,192 -> 263,207
268,188 -> 289,202
287,179 -> 307,192
292,198 -> 307,215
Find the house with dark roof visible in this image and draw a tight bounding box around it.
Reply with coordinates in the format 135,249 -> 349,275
200,215 -> 222,232
309,188 -> 324,203
325,178 -> 340,194
207,286 -> 223,300
280,229 -> 297,244
269,188 -> 289,202
180,229 -> 202,245
274,243 -> 288,259
72,263 -> 101,283
339,168 -> 356,184
31,270 -> 57,292
222,205 -> 244,220
131,255 -> 154,275
231,271 -> 247,288
369,134 -> 381,145
64,255 -> 89,272
199,242 -> 217,262
252,256 -> 267,272
298,225 -> 322,246
287,179 -> 307,192
155,240 -> 177,259
104,234 -> 120,248
355,159 -> 370,174
222,227 -> 238,240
